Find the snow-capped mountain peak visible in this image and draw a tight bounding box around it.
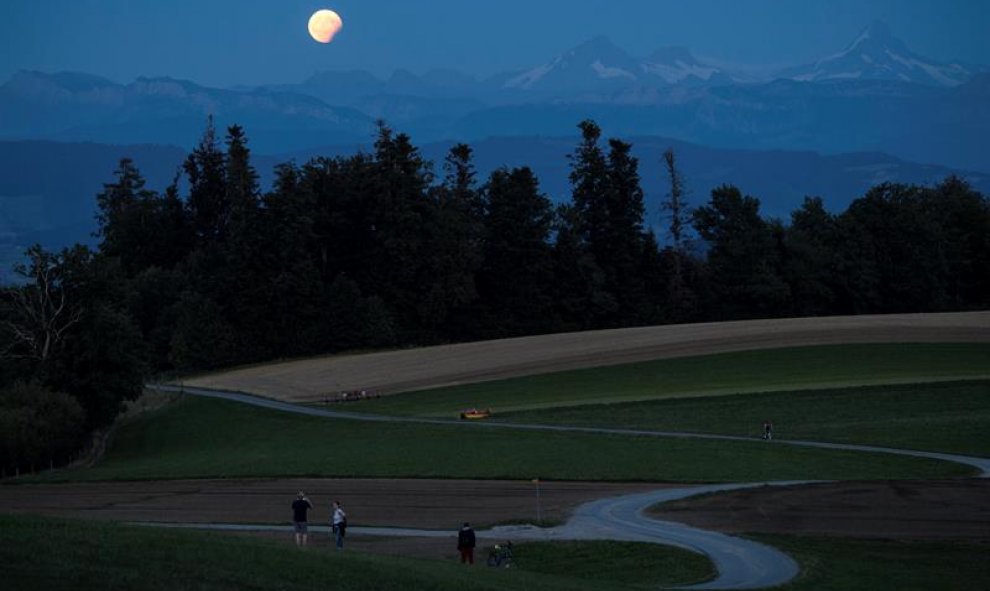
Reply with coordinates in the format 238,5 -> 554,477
640,46 -> 723,84
787,20 -> 972,87
503,36 -> 641,91
501,37 -> 731,94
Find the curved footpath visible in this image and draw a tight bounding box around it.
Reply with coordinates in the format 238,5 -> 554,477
148,385 -> 990,590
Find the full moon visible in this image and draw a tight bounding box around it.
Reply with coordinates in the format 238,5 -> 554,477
308,9 -> 343,44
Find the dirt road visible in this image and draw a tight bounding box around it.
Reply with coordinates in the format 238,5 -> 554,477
0,478 -> 673,529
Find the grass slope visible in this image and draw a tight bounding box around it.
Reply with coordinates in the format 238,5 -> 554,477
501,380 -> 990,456
40,396 -> 970,483
754,535 -> 990,591
346,343 -> 990,417
6,515 -> 983,591
0,514 -> 648,591
513,540 -> 714,587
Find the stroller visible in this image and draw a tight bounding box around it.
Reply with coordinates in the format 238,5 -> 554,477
487,541 -> 514,568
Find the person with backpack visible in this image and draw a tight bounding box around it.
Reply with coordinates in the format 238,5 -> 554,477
331,501 -> 347,549
457,522 -> 476,564
762,420 -> 774,440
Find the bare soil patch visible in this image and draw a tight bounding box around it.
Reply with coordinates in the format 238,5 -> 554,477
650,479 -> 990,539
0,478 -> 675,529
182,312 -> 990,403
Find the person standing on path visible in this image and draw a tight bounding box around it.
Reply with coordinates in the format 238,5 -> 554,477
457,522 -> 476,564
763,420 -> 774,440
331,501 -> 347,550
291,491 -> 313,546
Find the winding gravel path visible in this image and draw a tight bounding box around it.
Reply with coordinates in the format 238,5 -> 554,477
146,483 -> 801,590
149,384 -> 990,589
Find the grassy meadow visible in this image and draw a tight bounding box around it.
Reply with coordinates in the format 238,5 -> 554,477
501,379 -> 990,456
33,395 -> 971,483
1,514 -> 688,591
345,343 -> 990,417
754,535 -> 990,591
511,540 -> 714,586
6,342 -> 989,591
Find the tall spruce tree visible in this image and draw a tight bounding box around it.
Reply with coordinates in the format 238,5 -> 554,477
184,116 -> 229,245
566,120 -> 614,327
603,138 -> 648,324
224,125 -> 260,243
429,144 -> 484,339
96,159 -> 190,275
368,123 -> 435,339
220,125 -> 270,361
478,167 -> 554,337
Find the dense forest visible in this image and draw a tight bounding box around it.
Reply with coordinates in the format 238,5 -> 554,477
2,118 -> 989,474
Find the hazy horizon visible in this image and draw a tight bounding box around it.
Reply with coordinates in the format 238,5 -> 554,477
3,0 -> 989,88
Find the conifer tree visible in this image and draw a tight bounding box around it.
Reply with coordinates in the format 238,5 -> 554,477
604,138 -> 647,324
184,116 -> 229,244
478,167 -> 554,336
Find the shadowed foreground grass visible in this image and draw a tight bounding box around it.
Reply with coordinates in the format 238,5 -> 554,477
347,343 -> 990,417
0,515 -> 708,591
753,535 -> 990,591
501,380 -> 990,456
512,540 -> 714,587
35,396 -> 971,483
4,515 -> 986,591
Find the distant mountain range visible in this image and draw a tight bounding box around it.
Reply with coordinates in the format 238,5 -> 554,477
0,71 -> 376,153
270,21 -> 981,105
1,20 -> 989,274
1,21 -> 987,171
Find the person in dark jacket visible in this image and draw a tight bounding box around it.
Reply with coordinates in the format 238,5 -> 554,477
291,491 -> 313,546
457,522 -> 476,564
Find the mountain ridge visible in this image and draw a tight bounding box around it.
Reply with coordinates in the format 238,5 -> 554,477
1,21 -> 986,171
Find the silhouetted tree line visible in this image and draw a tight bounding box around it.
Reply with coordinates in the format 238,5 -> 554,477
2,118 -> 988,474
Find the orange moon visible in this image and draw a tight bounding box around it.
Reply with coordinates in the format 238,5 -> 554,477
308,9 -> 343,44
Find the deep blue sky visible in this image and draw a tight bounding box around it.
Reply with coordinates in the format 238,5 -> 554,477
3,0 -> 988,87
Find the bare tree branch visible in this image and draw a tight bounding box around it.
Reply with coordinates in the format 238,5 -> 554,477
1,248 -> 83,363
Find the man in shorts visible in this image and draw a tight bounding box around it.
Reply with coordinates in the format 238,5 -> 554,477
292,491 -> 313,546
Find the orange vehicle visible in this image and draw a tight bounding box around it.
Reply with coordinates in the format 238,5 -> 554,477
459,408 -> 493,420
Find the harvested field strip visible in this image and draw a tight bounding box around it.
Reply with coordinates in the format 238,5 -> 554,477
348,343 -> 990,417
33,396 -> 971,483
184,312 -> 990,402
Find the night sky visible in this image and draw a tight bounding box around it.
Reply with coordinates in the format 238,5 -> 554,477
3,0 -> 989,87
